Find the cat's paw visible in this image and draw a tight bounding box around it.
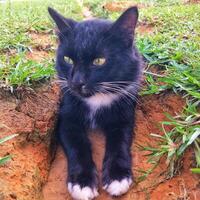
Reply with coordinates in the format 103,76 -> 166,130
68,183 -> 99,200
103,177 -> 132,196
102,160 -> 133,196
67,168 -> 99,200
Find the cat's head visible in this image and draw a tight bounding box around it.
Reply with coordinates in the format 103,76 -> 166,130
48,7 -> 141,98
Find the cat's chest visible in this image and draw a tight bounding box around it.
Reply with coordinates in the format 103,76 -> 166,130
84,93 -> 119,128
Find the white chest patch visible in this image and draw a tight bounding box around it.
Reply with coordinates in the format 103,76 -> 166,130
84,93 -> 120,129
85,93 -> 119,111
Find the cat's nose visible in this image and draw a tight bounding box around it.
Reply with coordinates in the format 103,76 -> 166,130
71,82 -> 90,96
71,81 -> 85,91
71,71 -> 89,95
71,80 -> 87,93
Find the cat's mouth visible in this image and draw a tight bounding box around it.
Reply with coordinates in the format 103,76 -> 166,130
71,86 -> 94,98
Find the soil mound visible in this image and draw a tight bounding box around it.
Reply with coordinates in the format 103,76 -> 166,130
0,84 -> 59,200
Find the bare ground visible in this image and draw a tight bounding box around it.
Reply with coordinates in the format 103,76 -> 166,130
0,84 -> 59,200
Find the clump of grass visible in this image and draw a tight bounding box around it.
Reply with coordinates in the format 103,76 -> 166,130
138,100 -> 200,179
0,53 -> 55,90
137,35 -> 200,97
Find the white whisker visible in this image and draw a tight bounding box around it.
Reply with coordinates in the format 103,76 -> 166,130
98,83 -> 140,104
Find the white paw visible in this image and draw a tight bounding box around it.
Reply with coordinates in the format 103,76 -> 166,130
68,183 -> 99,200
103,177 -> 132,196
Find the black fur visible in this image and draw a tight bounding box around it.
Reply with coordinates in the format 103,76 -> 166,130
48,6 -> 142,196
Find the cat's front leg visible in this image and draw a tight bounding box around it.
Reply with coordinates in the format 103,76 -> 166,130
58,113 -> 99,200
102,125 -> 133,196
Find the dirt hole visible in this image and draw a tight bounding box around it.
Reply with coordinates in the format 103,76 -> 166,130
0,84 -> 59,200
42,93 -> 200,200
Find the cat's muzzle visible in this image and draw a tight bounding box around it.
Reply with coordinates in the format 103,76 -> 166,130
71,84 -> 92,98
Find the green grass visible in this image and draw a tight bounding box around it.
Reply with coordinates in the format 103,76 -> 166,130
0,53 -> 55,89
138,3 -> 200,176
0,0 -> 83,89
0,0 -> 83,50
83,0 -> 185,19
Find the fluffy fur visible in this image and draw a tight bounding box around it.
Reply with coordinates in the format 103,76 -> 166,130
49,6 -> 142,200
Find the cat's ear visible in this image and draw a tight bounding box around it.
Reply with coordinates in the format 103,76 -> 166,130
48,7 -> 76,33
108,7 -> 138,46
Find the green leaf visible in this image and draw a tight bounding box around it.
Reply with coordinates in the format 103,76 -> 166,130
0,134 -> 18,144
190,168 -> 200,174
0,155 -> 11,165
186,128 -> 200,146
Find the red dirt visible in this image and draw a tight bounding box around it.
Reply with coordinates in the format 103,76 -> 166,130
42,93 -> 200,200
103,1 -> 147,12
26,32 -> 56,62
136,24 -> 154,36
0,84 -> 60,200
26,50 -> 50,62
29,32 -> 56,51
184,0 -> 200,3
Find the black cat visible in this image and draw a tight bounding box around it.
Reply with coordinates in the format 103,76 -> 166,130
48,6 -> 142,200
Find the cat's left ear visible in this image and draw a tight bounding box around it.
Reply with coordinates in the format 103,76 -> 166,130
48,7 -> 76,34
109,7 -> 138,46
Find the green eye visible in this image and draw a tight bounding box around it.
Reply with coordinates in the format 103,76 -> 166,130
64,56 -> 73,65
93,57 -> 106,66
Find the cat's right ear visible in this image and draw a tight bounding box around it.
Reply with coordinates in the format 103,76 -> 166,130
107,7 -> 138,47
48,7 -> 76,34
